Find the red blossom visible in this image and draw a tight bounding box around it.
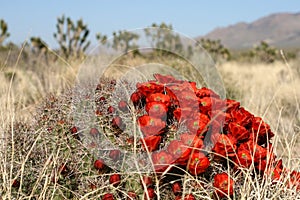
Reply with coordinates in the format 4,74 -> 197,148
228,122 -> 250,142
225,99 -> 240,112
213,172 -> 234,198
144,187 -> 156,200
165,81 -> 197,105
90,128 -> 100,136
171,182 -> 182,196
138,115 -> 166,136
187,113 -> 210,136
100,74 -> 296,195
141,175 -> 153,188
180,133 -> 203,149
146,93 -> 171,106
118,100 -> 129,112
232,148 -> 253,168
184,194 -> 196,200
112,116 -> 124,130
107,106 -> 116,114
145,102 -> 168,119
196,87 -> 220,98
94,159 -> 106,170
287,170 -> 300,191
239,141 -> 267,162
109,149 -> 121,161
230,107 -> 253,126
188,152 -> 210,175
173,107 -> 198,122
137,81 -> 164,96
140,135 -> 162,152
127,191 -> 137,200
167,140 -> 191,165
109,174 -> 121,187
154,73 -> 179,84
211,133 -> 237,158
151,150 -> 174,173
130,91 -> 144,106
251,117 -> 274,144
102,193 -> 115,200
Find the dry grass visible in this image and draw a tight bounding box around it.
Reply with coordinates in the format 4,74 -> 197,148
0,48 -> 300,199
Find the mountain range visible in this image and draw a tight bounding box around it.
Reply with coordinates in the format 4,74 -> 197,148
200,12 -> 300,49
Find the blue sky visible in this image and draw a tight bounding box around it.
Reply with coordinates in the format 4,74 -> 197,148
1,1 -> 299,47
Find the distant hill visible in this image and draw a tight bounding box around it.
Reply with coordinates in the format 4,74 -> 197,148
199,12 -> 300,49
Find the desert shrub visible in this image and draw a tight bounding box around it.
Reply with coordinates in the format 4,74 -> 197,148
197,38 -> 231,63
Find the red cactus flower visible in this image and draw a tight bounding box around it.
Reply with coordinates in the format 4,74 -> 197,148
228,122 -> 250,142
153,73 -> 178,84
211,133 -> 237,158
180,133 -> 203,149
230,107 -> 253,126
287,170 -> 300,191
137,81 -> 164,96
138,115 -> 166,136
118,100 -> 129,112
90,128 -> 100,136
251,117 -> 274,144
70,126 -> 78,134
187,113 -> 210,136
107,106 -> 116,114
140,135 -> 162,152
94,159 -> 106,170
146,93 -> 171,106
130,91 -> 144,106
239,141 -> 267,162
151,150 -> 174,173
167,140 -> 191,165
171,182 -> 182,196
196,87 -> 220,98
144,187 -> 156,200
109,149 -> 121,161
183,194 -> 196,200
188,152 -> 210,175
233,148 -> 253,168
213,172 -> 234,198
141,175 -> 153,188
112,116 -> 124,129
127,191 -> 138,200
109,174 -> 121,187
145,102 -> 168,119
225,99 -> 240,112
173,107 -> 198,122
264,159 -> 283,181
102,193 -> 115,200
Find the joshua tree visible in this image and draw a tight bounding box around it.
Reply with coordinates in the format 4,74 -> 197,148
30,37 -> 49,63
251,41 -> 278,63
198,38 -> 231,63
0,19 -> 10,47
112,30 -> 139,54
53,15 -> 90,60
96,33 -> 107,45
145,23 -> 182,53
